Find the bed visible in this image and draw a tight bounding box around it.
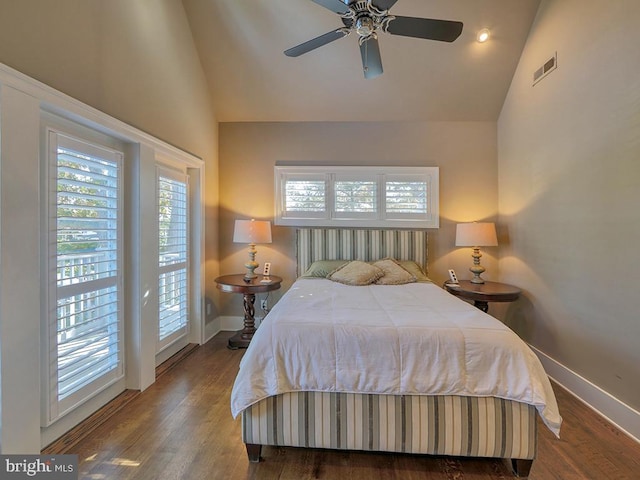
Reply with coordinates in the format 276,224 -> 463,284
231,229 -> 561,477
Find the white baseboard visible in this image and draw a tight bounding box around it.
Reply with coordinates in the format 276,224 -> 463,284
204,317 -> 221,343
218,315 -> 266,332
530,345 -> 640,443
219,315 -> 243,332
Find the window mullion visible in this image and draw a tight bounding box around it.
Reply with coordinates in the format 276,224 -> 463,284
378,174 -> 385,220
56,276 -> 117,299
327,173 -> 335,220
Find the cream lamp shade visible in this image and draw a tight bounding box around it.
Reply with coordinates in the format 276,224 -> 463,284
455,222 -> 498,284
233,219 -> 272,280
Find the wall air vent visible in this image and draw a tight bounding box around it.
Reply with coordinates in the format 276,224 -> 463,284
533,52 -> 557,86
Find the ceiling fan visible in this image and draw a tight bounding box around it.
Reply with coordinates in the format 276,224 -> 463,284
284,0 -> 463,79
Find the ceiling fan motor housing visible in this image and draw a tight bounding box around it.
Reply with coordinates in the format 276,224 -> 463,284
343,0 -> 395,41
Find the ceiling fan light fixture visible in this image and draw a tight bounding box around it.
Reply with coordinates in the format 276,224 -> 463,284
356,16 -> 375,37
477,28 -> 490,43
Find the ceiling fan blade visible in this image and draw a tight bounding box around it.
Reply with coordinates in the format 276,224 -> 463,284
359,37 -> 383,79
311,0 -> 350,15
284,29 -> 349,57
386,16 -> 463,42
372,0 -> 398,10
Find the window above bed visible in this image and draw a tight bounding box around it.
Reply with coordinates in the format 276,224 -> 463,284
275,166 -> 439,228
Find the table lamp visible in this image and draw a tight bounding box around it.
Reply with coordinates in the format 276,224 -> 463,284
455,222 -> 498,284
233,219 -> 272,281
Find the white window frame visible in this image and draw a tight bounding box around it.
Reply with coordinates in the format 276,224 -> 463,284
156,166 -> 190,353
43,129 -> 125,425
274,166 -> 439,228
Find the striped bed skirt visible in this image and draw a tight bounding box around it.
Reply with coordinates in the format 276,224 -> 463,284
242,392 -> 537,460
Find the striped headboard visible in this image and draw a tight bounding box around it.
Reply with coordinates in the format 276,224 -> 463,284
296,229 -> 428,277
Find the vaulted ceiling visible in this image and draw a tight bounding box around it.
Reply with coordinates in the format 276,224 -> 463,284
183,0 -> 541,122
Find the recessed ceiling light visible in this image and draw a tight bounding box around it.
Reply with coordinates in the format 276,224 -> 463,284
477,28 -> 490,43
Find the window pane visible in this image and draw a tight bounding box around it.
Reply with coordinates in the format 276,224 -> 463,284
335,181 -> 377,212
159,268 -> 188,340
54,141 -> 121,402
285,180 -> 325,212
158,174 -> 189,343
159,177 -> 188,267
57,150 -> 119,285
386,181 -> 427,213
57,286 -> 119,398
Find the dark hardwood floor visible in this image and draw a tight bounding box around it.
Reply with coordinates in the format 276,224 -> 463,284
68,332 -> 640,479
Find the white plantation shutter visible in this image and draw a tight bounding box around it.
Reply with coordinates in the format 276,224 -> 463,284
385,181 -> 427,213
384,175 -> 429,218
285,179 -> 326,212
46,131 -> 124,423
281,173 -> 327,220
334,177 -> 377,217
157,169 -> 189,351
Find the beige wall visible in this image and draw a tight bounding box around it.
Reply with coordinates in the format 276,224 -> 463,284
219,121 -> 498,314
498,0 -> 640,412
0,0 -> 220,317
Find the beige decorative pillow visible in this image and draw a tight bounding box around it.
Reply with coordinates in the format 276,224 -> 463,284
301,260 -> 349,278
396,260 -> 432,283
373,258 -> 417,285
327,260 -> 384,286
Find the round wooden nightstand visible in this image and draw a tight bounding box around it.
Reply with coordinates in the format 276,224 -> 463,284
444,280 -> 521,313
215,274 -> 282,349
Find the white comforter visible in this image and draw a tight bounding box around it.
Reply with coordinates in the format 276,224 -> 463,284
230,279 -> 562,437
